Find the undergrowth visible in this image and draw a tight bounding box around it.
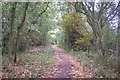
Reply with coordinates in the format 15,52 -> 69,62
68,50 -> 118,78
2,45 -> 55,78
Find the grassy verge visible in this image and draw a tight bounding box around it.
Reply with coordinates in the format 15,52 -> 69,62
68,50 -> 118,78
2,45 -> 55,78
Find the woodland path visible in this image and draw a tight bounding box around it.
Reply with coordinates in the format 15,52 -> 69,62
44,45 -> 93,78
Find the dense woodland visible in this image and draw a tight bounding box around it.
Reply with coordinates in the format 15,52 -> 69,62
1,1 -> 120,78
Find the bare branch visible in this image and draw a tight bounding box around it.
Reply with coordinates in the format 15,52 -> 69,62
85,2 -> 92,14
105,2 -> 120,22
109,10 -> 119,21
98,2 -> 110,20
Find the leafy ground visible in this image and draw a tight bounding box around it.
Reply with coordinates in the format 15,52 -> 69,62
68,50 -> 119,78
44,45 -> 93,78
2,45 -> 118,78
2,45 -> 55,78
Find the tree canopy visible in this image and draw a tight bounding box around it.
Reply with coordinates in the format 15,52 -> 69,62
1,1 -> 119,78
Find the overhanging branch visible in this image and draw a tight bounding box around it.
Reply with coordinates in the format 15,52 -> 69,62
38,2 -> 49,17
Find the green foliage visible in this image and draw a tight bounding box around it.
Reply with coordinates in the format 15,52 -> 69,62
61,12 -> 93,51
2,2 -> 119,78
2,2 -> 55,54
19,46 -> 55,77
2,45 -> 55,78
68,50 -> 117,78
102,25 -> 117,50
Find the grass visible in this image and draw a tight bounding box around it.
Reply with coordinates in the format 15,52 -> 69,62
2,45 -> 55,78
67,50 -> 118,78
18,46 -> 55,77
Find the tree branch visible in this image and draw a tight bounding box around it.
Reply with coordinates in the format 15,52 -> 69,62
31,2 -> 49,24
85,2 -> 92,14
98,2 -> 110,20
105,2 -> 120,22
38,2 -> 49,17
14,2 -> 29,62
18,2 -> 29,28
10,2 -> 17,31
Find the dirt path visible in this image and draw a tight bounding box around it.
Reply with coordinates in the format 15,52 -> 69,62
51,45 -> 72,78
44,45 -> 93,78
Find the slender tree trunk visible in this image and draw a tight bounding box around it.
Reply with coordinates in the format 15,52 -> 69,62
98,36 -> 104,62
117,2 -> 120,71
7,3 -> 17,63
74,2 -> 119,65
14,3 -> 29,63
118,3 -> 120,54
8,40 -> 12,63
89,21 -> 104,63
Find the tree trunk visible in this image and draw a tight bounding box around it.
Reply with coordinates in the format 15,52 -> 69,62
117,2 -> 120,71
8,38 -> 13,63
118,3 -> 120,53
74,2 -> 119,65
14,3 -> 29,63
98,36 -> 104,63
7,3 -> 17,63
